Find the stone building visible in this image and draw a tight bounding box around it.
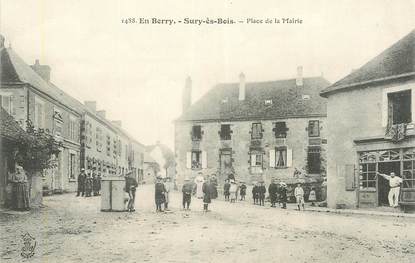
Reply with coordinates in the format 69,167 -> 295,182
320,29 -> 415,209
0,36 -> 81,194
175,70 -> 330,187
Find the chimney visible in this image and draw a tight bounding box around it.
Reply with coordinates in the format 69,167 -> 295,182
84,101 -> 97,113
31,59 -> 51,82
111,120 -> 122,127
0,35 -> 4,48
238,72 -> 246,101
97,110 -> 106,119
296,66 -> 303,87
182,76 -> 192,113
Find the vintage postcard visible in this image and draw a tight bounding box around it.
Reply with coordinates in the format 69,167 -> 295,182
0,0 -> 414,262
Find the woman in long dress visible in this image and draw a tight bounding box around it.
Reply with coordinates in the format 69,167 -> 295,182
194,174 -> 205,199
10,165 -> 30,210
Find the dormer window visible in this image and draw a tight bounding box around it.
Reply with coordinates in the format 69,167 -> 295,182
265,99 -> 273,105
302,94 -> 310,100
388,90 -> 412,125
192,125 -> 202,141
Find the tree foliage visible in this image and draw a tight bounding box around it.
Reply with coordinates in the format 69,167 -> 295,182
14,120 -> 62,174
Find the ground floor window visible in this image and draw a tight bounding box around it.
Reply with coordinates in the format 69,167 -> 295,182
250,152 -> 263,174
276,147 -> 287,168
360,163 -> 376,189
192,151 -> 201,169
69,153 -> 76,180
403,149 -> 415,189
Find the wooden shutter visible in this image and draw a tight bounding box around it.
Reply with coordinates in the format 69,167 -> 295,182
201,151 -> 207,169
186,152 -> 191,169
251,154 -> 256,167
345,164 -> 356,191
269,149 -> 275,168
286,148 -> 293,167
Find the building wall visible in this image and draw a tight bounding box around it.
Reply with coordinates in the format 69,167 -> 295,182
175,117 -> 327,186
326,79 -> 415,208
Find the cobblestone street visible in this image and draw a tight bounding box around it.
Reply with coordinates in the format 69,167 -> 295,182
1,185 -> 414,263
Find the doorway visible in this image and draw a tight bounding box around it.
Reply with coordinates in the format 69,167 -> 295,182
219,149 -> 232,184
377,161 -> 400,206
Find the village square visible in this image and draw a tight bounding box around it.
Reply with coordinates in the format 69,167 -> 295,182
1,1 -> 415,262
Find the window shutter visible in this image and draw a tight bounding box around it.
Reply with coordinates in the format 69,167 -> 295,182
251,154 -> 256,167
286,148 -> 293,167
269,149 -> 275,168
201,151 -> 207,169
186,152 -> 191,169
345,164 -> 356,191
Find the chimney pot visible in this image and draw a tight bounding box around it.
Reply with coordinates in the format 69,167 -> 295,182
31,60 -> 51,82
296,66 -> 303,86
239,72 -> 246,101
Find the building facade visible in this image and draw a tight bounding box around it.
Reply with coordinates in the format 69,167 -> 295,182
321,30 -> 415,209
175,71 -> 330,188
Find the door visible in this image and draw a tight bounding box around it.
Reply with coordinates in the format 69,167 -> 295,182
378,161 -> 401,206
219,150 -> 232,183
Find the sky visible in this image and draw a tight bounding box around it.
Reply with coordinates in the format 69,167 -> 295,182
0,0 -> 414,148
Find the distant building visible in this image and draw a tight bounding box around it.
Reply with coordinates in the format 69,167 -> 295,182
145,142 -> 176,180
320,29 -> 415,209
175,70 -> 330,187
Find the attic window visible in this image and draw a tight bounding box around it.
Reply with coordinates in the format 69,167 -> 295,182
302,95 -> 310,100
265,99 -> 273,105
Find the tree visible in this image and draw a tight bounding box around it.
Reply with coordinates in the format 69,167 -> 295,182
14,120 -> 62,174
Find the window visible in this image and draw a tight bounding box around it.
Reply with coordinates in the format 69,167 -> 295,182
275,147 -> 287,168
307,147 -> 321,174
360,163 -> 376,189
69,116 -> 77,142
251,123 -> 263,139
220,124 -> 232,140
388,90 -> 412,125
403,149 -> 415,189
0,94 -> 13,114
69,153 -> 76,180
192,151 -> 201,169
53,108 -> 63,138
96,127 -> 102,152
273,122 -> 288,138
192,125 -> 202,141
34,100 -> 45,129
106,135 -> 111,156
250,152 -> 263,174
264,99 -> 273,105
308,120 -> 320,137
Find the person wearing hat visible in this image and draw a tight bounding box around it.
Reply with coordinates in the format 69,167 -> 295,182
258,181 -> 266,206
229,180 -> 238,203
252,181 -> 259,205
210,174 -> 218,199
155,176 -> 166,212
76,168 -> 86,197
182,177 -> 193,210
279,182 -> 287,209
268,179 -> 279,208
125,171 -> 138,212
163,177 -> 172,211
239,181 -> 247,201
85,172 -> 93,197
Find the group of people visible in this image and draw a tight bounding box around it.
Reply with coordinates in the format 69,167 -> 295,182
154,176 -> 174,212
76,168 -> 102,197
223,179 -> 247,202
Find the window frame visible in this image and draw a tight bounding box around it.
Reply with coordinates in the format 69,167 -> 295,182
273,122 -> 288,138
251,122 -> 263,139
307,146 -> 321,174
308,120 -> 320,137
191,150 -> 202,170
220,124 -> 232,140
275,147 -> 287,168
192,125 -> 202,141
387,89 -> 412,125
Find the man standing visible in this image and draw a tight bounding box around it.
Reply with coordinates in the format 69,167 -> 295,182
76,168 -> 86,197
202,177 -> 213,212
182,178 -> 193,210
258,181 -> 266,206
155,176 -> 166,212
125,171 -> 138,212
377,172 -> 403,208
279,182 -> 287,209
223,179 -> 231,201
268,179 -> 278,208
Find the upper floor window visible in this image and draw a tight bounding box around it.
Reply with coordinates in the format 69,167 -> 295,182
273,122 -> 288,138
96,127 -> 102,152
69,116 -> 78,142
388,90 -> 411,125
34,98 -> 45,129
220,124 -> 232,140
192,125 -> 202,141
251,123 -> 263,139
308,120 -> 320,137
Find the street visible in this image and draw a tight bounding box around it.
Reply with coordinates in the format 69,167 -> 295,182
1,185 -> 415,263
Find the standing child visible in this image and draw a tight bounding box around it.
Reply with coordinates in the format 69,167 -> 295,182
202,177 -> 212,212
309,187 -> 317,206
155,176 -> 166,212
294,183 -> 305,211
239,182 -> 247,201
182,178 -> 193,210
279,182 -> 287,209
223,179 -> 230,201
229,180 -> 238,203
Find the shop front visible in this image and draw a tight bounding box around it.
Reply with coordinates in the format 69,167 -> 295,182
358,147 -> 415,210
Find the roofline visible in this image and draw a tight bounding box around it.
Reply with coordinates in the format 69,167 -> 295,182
175,113 -> 327,123
320,72 -> 415,98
